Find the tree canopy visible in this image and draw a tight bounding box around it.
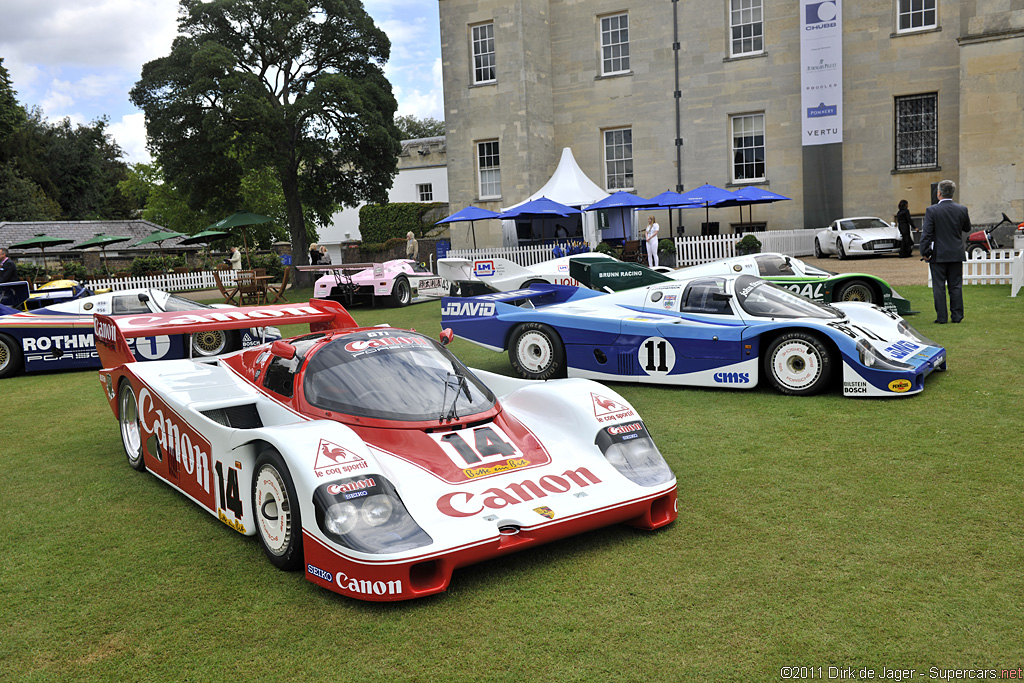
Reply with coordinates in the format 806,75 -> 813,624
131,0 -> 403,276
395,115 -> 445,140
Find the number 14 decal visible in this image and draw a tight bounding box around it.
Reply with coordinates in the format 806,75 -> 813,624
639,337 -> 676,375
433,425 -> 523,468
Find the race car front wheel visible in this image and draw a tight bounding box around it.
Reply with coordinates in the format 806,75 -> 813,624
0,333 -> 23,379
253,448 -> 303,571
833,279 -> 876,305
118,381 -> 146,471
764,332 -> 832,396
389,277 -> 411,307
509,323 -> 566,381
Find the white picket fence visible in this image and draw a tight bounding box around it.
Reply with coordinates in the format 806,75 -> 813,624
444,230 -> 817,268
926,249 -> 1022,288
86,270 -> 236,293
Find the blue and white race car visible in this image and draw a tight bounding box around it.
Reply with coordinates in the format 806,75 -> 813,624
440,274 -> 945,398
0,287 -> 280,379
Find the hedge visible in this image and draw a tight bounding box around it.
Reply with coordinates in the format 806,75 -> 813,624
358,202 -> 446,245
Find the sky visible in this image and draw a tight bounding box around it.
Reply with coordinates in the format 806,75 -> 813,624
0,0 -> 443,165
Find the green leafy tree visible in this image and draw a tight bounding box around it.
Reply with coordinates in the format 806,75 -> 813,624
131,0 -> 403,282
394,115 -> 445,140
0,58 -> 26,145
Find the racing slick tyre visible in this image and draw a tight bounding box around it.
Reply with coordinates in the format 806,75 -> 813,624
0,333 -> 23,379
389,277 -> 412,307
836,241 -> 848,260
191,329 -> 239,357
253,448 -> 303,571
832,279 -> 876,305
763,332 -> 833,396
509,323 -> 566,381
813,239 -> 824,259
520,278 -> 549,289
967,243 -> 986,259
118,381 -> 146,471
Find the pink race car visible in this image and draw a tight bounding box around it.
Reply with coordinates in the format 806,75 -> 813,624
311,260 -> 449,307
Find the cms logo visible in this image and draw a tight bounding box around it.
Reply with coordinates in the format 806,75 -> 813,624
473,260 -> 495,277
714,372 -> 750,384
805,1 -> 837,27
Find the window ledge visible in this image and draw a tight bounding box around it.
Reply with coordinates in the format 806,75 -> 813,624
469,81 -> 497,89
891,166 -> 941,175
595,71 -> 633,81
724,51 -> 767,64
891,25 -> 941,39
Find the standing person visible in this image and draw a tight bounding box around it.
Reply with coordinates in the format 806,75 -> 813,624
920,179 -> 972,324
229,246 -> 242,270
896,199 -> 914,258
0,247 -> 18,283
406,231 -> 419,261
319,245 -> 331,265
308,242 -> 320,266
644,216 -> 660,267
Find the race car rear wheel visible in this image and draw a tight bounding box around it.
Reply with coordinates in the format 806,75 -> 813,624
813,239 -> 824,259
509,323 -> 566,381
253,448 -> 303,571
763,332 -> 832,396
0,333 -> 23,379
191,329 -> 239,357
118,381 -> 146,471
389,277 -> 411,307
833,279 -> 876,305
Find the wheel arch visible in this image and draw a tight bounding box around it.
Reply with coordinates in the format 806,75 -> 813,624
754,326 -> 842,376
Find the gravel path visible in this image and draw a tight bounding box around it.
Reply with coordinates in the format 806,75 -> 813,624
805,252 -> 928,286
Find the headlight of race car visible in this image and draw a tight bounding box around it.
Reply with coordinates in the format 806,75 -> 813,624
314,476 -> 432,554
896,319 -> 937,347
856,339 -> 914,371
595,421 -> 673,487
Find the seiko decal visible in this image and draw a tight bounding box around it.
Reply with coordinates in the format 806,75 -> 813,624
308,564 -> 333,582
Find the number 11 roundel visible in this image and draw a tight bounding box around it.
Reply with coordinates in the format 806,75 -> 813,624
638,337 -> 676,376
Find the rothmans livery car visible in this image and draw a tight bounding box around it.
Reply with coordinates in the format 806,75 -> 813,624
310,260 -> 448,307
94,300 -> 677,601
439,275 -> 945,398
0,287 -> 279,379
438,253 -> 622,296
814,216 -> 903,259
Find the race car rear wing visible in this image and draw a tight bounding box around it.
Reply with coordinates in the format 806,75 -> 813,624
93,298 -> 358,369
568,258 -> 672,293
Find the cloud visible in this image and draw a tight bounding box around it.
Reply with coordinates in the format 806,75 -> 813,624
108,112 -> 151,165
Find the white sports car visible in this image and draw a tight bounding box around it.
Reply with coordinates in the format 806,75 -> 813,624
814,216 -> 904,259
94,300 -> 677,601
438,254 -> 626,295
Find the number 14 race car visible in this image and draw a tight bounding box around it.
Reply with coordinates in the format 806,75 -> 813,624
94,300 -> 676,601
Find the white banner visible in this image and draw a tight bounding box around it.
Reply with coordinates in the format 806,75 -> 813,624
800,0 -> 843,146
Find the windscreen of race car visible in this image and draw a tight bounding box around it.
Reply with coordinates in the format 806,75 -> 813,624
303,330 -> 496,422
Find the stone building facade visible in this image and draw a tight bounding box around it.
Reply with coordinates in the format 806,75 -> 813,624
439,0 -> 1023,248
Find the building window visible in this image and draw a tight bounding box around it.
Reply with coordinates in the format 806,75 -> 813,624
603,128 -> 633,190
477,140 -> 501,199
417,184 -> 433,202
731,113 -> 765,182
600,13 -> 630,76
895,93 -> 938,170
730,0 -> 764,57
471,23 -> 496,84
897,0 -> 937,32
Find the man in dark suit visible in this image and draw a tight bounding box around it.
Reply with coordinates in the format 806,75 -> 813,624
0,247 -> 18,283
919,179 -> 972,323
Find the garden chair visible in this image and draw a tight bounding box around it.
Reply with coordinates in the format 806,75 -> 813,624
266,266 -> 291,303
620,240 -> 644,263
236,269 -> 264,306
212,269 -> 239,305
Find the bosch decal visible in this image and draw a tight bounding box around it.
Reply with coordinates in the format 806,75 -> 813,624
843,381 -> 868,394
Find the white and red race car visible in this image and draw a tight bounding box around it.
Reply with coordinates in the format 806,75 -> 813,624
94,300 -> 677,601
438,254 -> 628,295
306,260 -> 448,307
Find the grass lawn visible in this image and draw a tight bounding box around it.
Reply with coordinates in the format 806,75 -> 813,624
1,284 -> 1022,681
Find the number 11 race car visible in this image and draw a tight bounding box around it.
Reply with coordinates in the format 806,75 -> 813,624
94,300 -> 676,601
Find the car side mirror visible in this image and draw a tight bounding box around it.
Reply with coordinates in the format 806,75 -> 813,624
138,293 -> 149,303
712,293 -> 732,301
271,340 -> 296,360
439,328 -> 454,346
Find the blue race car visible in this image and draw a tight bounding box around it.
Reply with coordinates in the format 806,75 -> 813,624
0,286 -> 280,379
440,274 -> 945,398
